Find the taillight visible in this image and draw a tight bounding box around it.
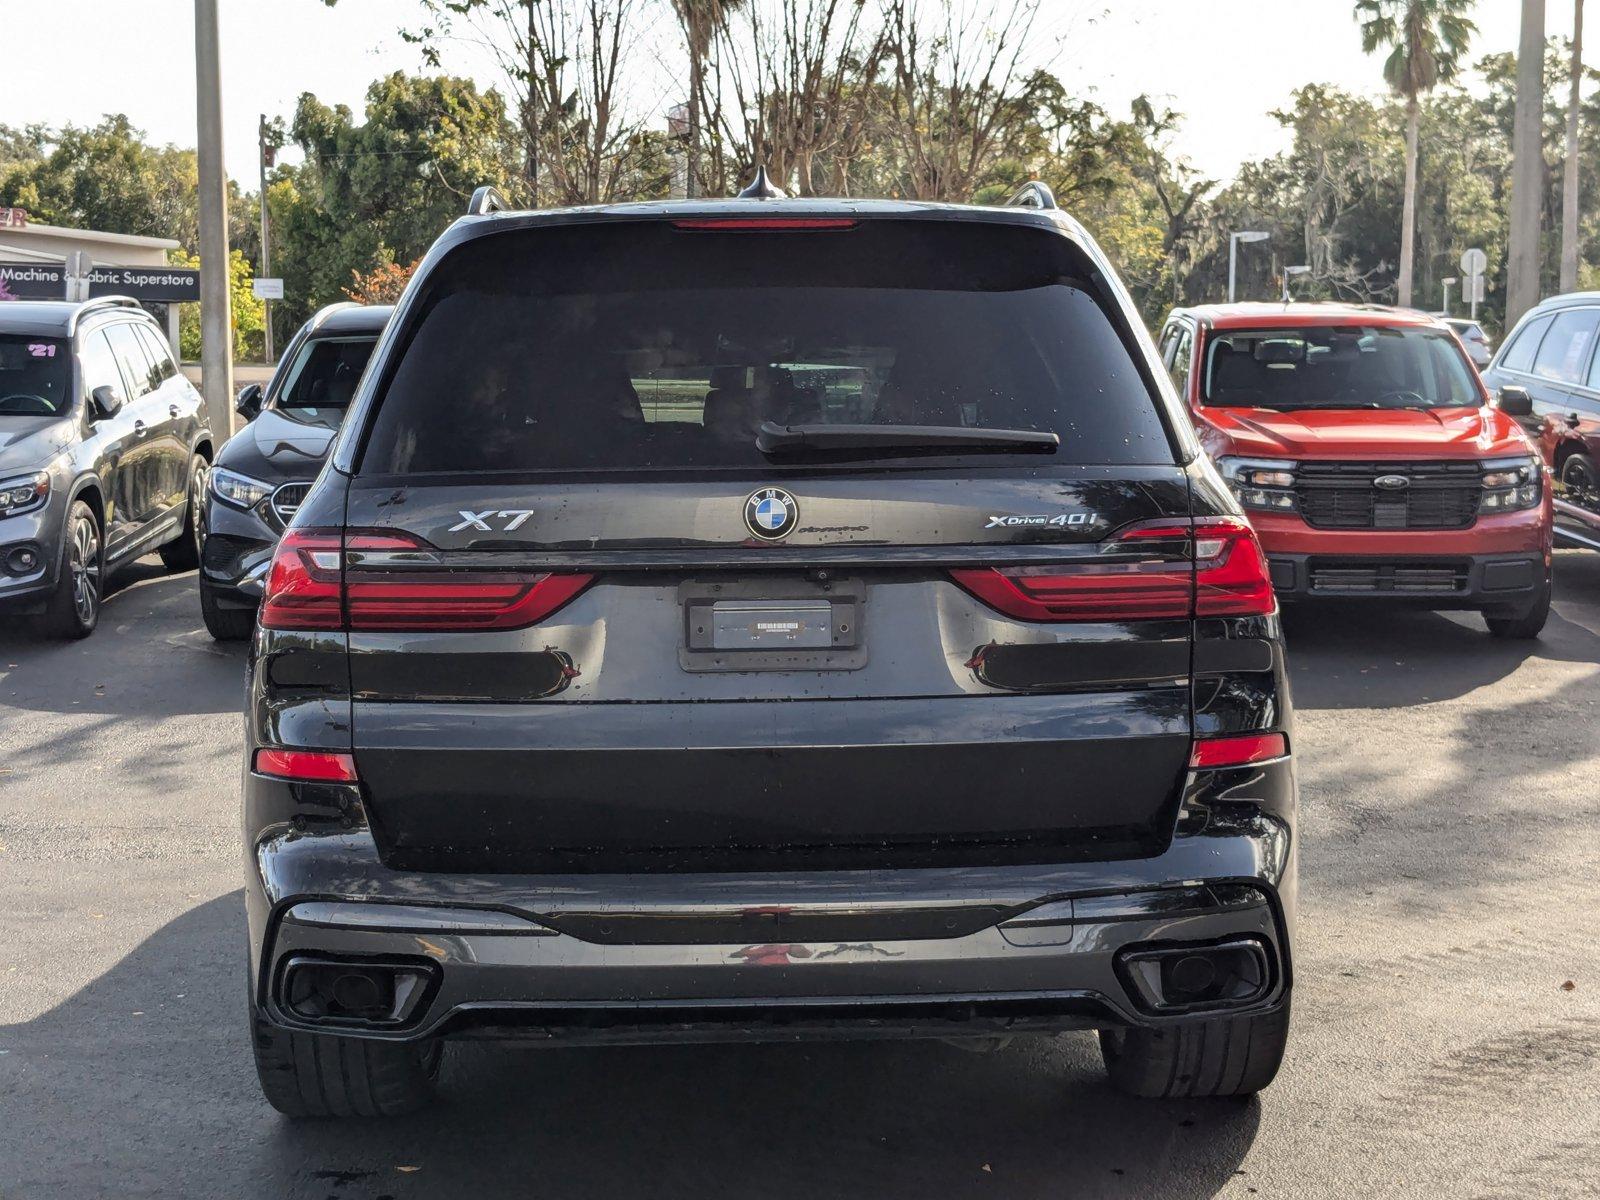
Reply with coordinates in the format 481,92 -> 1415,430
950,517 -> 1275,623
1192,518 -> 1276,617
258,529 -> 595,632
259,531 -> 343,630
253,747 -> 359,782
1189,732 -> 1288,769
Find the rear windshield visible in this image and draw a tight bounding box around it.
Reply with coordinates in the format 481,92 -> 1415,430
1201,325 -> 1481,411
0,335 -> 71,417
358,220 -> 1173,475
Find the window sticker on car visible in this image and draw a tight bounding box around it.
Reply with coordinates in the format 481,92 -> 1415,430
28,343 -> 56,357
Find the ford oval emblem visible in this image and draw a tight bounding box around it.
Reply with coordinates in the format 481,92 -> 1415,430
1373,474 -> 1410,491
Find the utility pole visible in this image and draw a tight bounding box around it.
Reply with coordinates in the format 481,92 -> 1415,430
194,0 -> 234,441
1562,0 -> 1585,293
258,114 -> 274,364
1507,0 -> 1548,326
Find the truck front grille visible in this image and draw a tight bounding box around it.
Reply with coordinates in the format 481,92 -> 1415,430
1296,461 -> 1481,530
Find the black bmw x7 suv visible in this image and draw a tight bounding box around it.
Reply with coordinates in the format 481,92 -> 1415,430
244,184 -> 1297,1116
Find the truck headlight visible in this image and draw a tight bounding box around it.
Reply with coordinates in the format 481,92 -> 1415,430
1480,456 -> 1542,512
0,471 -> 49,518
209,467 -> 273,510
1216,457 -> 1298,512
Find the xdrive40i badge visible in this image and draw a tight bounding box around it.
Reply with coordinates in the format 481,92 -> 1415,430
744,487 -> 800,540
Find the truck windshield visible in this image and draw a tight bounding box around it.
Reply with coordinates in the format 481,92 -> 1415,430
0,336 -> 71,417
1201,325 -> 1481,410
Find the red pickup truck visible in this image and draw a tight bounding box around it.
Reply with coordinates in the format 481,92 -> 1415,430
1158,303 -> 1552,638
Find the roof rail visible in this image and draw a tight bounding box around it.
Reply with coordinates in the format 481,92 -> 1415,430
467,185 -> 508,216
68,295 -> 142,334
1006,180 -> 1057,211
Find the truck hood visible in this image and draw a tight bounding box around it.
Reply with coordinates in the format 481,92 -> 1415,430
0,416 -> 74,476
1202,404 -> 1531,460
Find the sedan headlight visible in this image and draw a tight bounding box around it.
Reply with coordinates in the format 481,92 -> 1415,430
0,470 -> 49,517
1480,456 -> 1543,513
209,467 -> 273,510
1216,457 -> 1298,512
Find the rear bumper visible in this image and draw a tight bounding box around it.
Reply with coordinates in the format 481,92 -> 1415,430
246,802 -> 1296,1045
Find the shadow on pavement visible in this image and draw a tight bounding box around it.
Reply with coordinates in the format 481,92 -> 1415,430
0,565 -> 246,718
0,894 -> 1260,1200
1282,550 -> 1600,712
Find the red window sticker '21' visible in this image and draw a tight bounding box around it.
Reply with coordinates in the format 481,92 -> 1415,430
28,344 -> 56,357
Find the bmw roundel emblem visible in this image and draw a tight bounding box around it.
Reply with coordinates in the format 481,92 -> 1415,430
744,487 -> 800,541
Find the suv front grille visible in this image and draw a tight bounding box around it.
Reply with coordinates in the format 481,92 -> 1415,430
270,482 -> 312,526
1308,559 -> 1470,594
1295,461 -> 1481,530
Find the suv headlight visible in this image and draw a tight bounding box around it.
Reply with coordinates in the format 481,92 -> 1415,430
1480,455 -> 1543,512
210,467 -> 273,510
0,471 -> 49,518
1216,457 -> 1298,512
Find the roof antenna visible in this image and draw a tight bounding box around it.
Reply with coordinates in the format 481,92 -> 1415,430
737,166 -> 787,200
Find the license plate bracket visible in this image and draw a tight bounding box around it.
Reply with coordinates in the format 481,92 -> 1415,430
679,577 -> 866,672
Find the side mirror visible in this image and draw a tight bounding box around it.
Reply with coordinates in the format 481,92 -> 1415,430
90,385 -> 123,420
236,382 -> 264,421
1496,385 -> 1534,417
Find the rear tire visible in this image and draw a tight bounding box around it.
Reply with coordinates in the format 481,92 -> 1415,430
250,1011 -> 442,1117
40,501 -> 103,640
1484,571 -> 1551,640
1099,1001 -> 1290,1099
159,454 -> 207,572
199,582 -> 255,641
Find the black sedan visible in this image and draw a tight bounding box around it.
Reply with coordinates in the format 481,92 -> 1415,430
198,303 -> 390,639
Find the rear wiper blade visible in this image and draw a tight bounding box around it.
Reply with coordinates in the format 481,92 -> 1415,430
756,421 -> 1059,457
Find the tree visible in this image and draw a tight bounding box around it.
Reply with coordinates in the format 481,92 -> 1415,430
1356,0 -> 1478,306
172,248 -> 265,361
0,115 -> 199,246
270,72 -> 519,330
671,0 -> 745,197
344,259 -> 420,304
880,0 -> 1041,200
1507,0 -> 1548,323
1563,0 -> 1585,290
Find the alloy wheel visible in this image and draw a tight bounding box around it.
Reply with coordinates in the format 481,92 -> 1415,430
70,515 -> 101,625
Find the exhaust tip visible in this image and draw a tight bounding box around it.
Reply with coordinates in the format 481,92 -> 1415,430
1116,938 -> 1273,1015
279,957 -> 436,1028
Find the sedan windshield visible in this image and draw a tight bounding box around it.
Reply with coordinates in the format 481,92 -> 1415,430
274,335 -> 377,412
1201,325 -> 1481,410
0,335 -> 71,417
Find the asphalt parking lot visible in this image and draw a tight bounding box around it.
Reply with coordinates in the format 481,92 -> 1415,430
1,555 -> 1597,1200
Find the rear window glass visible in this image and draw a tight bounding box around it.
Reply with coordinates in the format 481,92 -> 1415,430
1500,314 -> 1551,373
1201,325 -> 1480,410
0,335 -> 71,416
358,221 -> 1172,475
1531,308 -> 1600,384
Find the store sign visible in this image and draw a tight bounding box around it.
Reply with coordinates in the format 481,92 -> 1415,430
0,262 -> 200,302
0,207 -> 27,229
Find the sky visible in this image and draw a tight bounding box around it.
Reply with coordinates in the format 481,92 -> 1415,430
0,0 -> 1580,193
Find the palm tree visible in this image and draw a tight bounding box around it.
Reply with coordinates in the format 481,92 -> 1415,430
1562,0 -> 1585,292
1508,0 -> 1547,324
1356,0 -> 1478,307
670,0 -> 744,199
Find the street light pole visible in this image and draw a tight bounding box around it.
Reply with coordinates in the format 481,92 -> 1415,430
258,114 -> 274,365
194,0 -> 234,442
1229,231 -> 1270,303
